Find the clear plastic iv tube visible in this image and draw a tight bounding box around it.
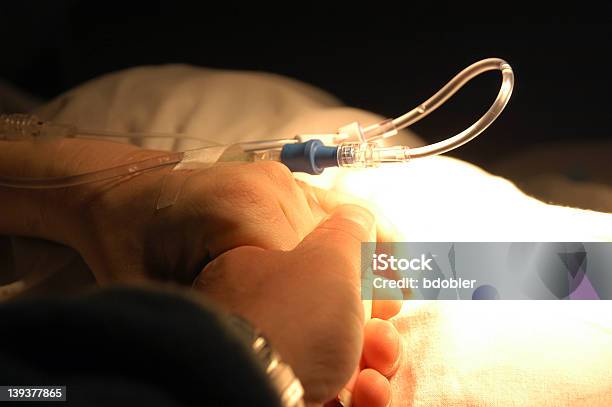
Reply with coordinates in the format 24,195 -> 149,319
0,58 -> 515,185
0,152 -> 184,189
0,116 -> 293,188
0,113 -> 217,144
363,58 -> 514,160
0,142 -> 281,189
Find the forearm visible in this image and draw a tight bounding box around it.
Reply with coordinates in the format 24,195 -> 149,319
0,138 -> 158,246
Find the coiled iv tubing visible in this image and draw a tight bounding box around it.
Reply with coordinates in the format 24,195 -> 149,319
0,58 -> 514,187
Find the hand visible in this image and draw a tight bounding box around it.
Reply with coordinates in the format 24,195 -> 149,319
193,205 -> 394,404
32,139 -> 325,284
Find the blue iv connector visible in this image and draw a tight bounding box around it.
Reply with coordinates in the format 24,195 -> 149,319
280,140 -> 338,175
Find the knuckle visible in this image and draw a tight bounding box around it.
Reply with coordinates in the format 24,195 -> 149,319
252,161 -> 295,187
218,171 -> 269,205
318,221 -> 365,245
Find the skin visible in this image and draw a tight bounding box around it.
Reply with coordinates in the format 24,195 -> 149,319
0,137 -> 402,406
194,205 -> 402,405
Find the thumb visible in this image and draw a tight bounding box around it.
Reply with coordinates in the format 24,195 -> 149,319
296,180 -> 402,242
296,204 -> 376,273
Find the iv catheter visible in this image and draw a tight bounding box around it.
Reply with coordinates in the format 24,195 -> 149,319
0,58 -> 514,188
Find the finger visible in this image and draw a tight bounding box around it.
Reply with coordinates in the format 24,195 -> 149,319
298,182 -> 401,242
363,318 -> 402,377
333,368 -> 359,407
252,161 -> 319,241
365,278 -> 402,321
372,299 -> 402,320
295,180 -> 328,224
352,368 -> 391,407
372,277 -> 404,303
296,204 -> 376,274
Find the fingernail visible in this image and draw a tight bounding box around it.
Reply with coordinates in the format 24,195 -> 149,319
362,299 -> 372,321
337,388 -> 352,406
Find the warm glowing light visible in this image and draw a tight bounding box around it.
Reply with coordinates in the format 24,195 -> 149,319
301,156 -> 612,242
299,156 -> 612,405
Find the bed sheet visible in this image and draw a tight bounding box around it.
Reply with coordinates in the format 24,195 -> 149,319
2,65 -> 612,405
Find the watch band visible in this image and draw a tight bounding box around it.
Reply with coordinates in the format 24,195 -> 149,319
227,315 -> 305,407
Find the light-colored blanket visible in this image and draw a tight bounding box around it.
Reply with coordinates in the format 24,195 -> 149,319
5,65 -> 612,405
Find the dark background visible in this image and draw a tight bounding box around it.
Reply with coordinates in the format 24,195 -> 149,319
1,3 -> 611,168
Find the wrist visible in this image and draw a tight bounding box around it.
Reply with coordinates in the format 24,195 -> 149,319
0,138 -> 170,270
50,140 -> 165,241
60,145 -> 174,280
